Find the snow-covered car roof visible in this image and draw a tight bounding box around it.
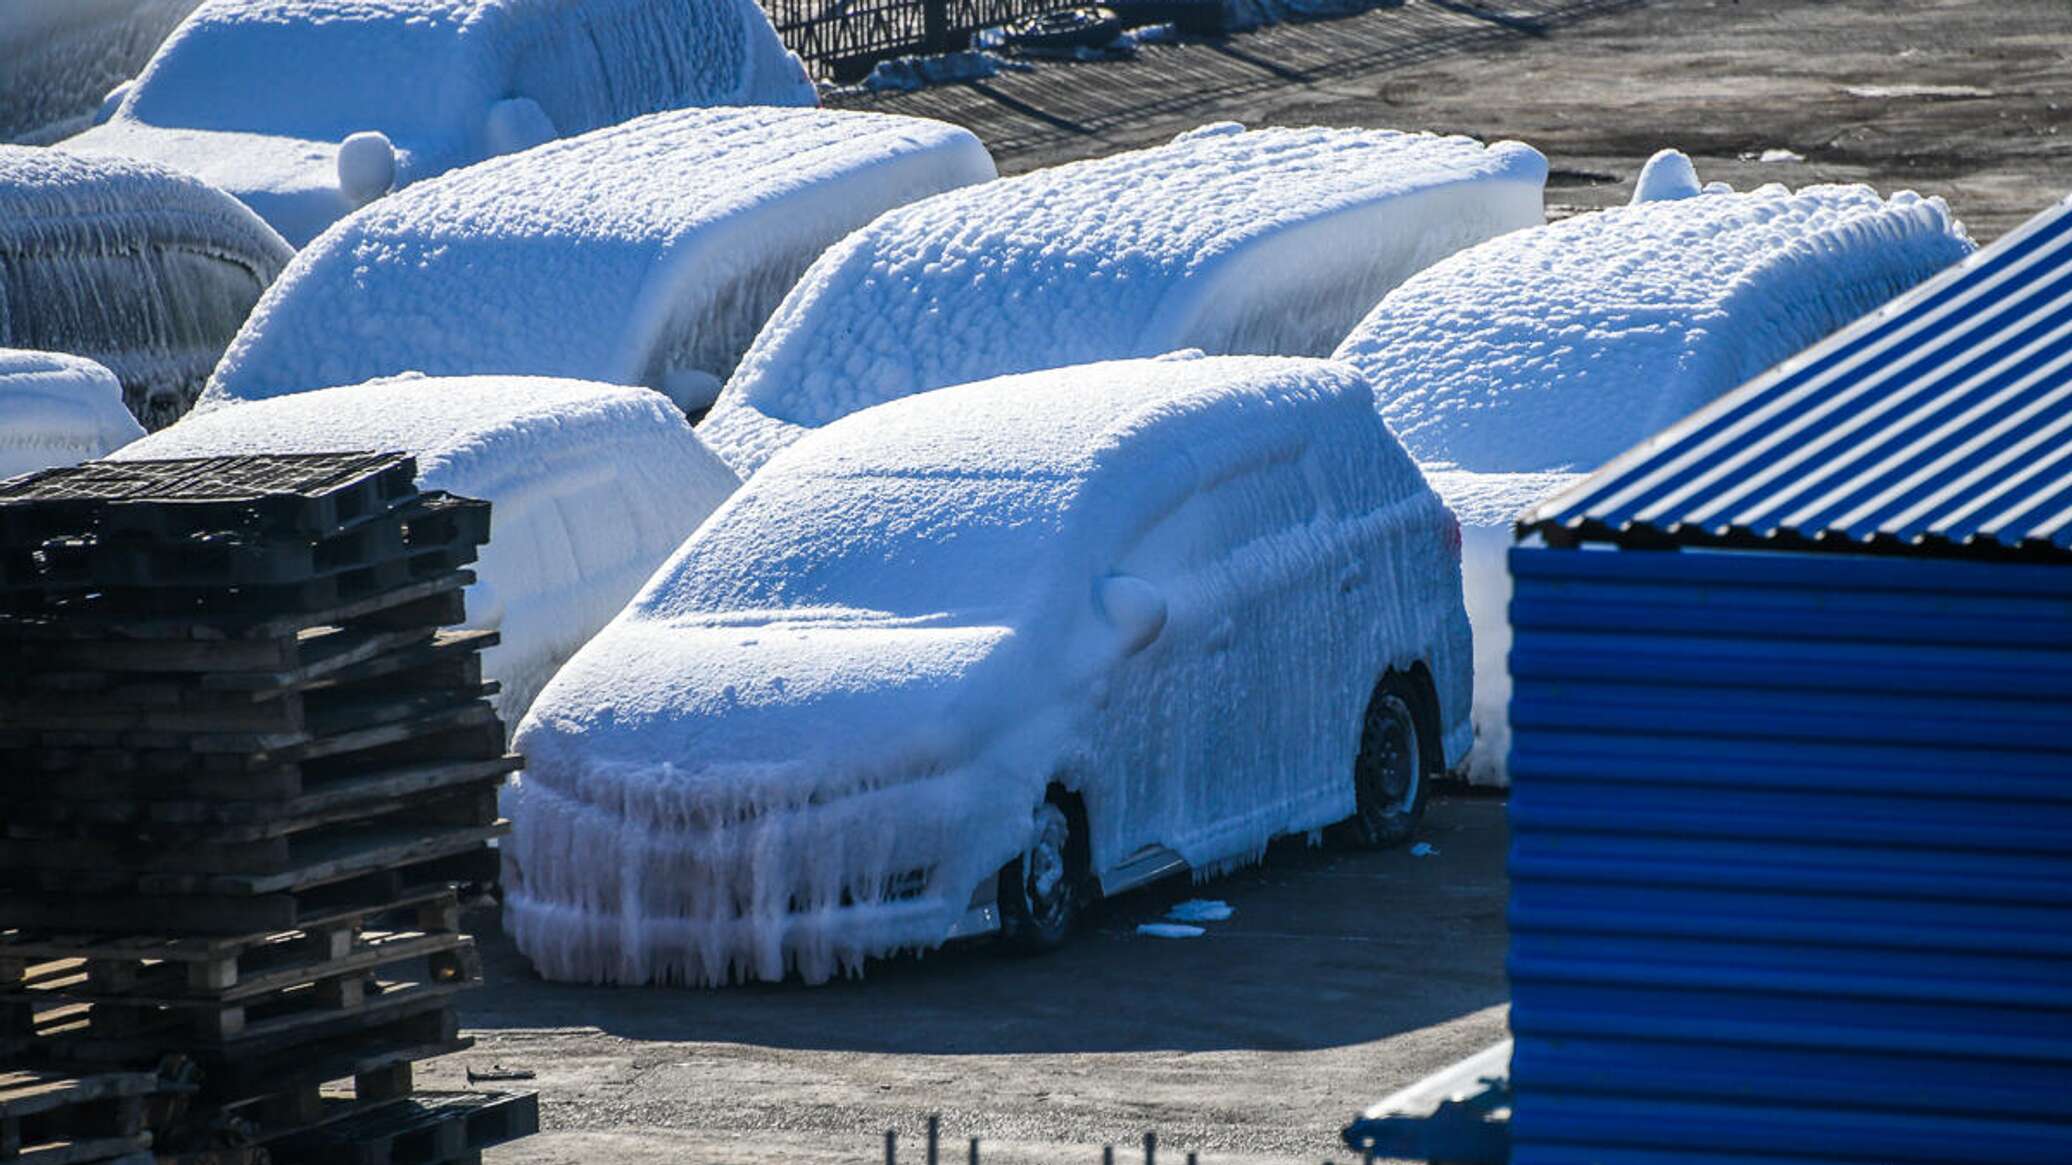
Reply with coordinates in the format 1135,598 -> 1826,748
0,349 -> 146,481
0,145 -> 291,428
63,0 -> 817,246
201,108 -> 995,412
1334,171 -> 1976,474
115,374 -> 738,720
697,123 -> 1546,475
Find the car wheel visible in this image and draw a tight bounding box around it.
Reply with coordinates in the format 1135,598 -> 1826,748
1341,675 -> 1429,848
998,800 -> 1084,954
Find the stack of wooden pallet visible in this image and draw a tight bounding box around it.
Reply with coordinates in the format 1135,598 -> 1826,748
0,452 -> 536,1164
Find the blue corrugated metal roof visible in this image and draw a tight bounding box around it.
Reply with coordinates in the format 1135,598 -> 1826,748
1521,193 -> 2072,561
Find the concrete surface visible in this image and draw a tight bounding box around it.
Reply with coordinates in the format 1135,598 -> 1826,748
442,796 -> 1509,1164
838,0 -> 2071,241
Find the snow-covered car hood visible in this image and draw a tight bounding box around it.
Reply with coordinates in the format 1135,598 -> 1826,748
63,121 -> 429,247
517,618 -> 1022,816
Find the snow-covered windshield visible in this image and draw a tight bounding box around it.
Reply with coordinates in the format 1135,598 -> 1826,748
128,13 -> 473,139
649,467 -> 1082,623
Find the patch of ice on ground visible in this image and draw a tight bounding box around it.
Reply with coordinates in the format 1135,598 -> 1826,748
1410,842 -> 1437,857
699,124 -> 1545,474
0,349 -> 147,480
849,50 -> 1032,94
1138,923 -> 1206,939
506,354 -> 1472,986
1165,899 -> 1234,923
1758,147 -> 1807,164
0,144 -> 291,430
61,0 -> 818,244
1336,173 -> 1973,785
202,107 -> 994,413
113,375 -> 736,724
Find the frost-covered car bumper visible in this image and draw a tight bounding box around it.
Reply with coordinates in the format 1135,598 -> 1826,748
503,762 -> 1026,986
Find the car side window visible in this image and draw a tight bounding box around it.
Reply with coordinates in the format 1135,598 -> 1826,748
1118,449 -> 1321,581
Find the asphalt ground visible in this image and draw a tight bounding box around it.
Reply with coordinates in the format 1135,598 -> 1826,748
451,795 -> 1510,1164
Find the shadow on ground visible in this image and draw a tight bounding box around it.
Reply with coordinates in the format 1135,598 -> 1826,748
461,795 -> 1508,1056
834,0 -> 1642,162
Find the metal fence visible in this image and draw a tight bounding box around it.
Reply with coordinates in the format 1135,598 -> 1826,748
764,0 -> 1078,77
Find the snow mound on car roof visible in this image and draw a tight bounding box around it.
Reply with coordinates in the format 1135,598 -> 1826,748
1335,181 -> 1975,474
202,108 -> 995,412
0,145 -> 292,427
697,124 -> 1547,475
0,349 -> 146,481
507,354 -> 1472,986
114,374 -> 737,722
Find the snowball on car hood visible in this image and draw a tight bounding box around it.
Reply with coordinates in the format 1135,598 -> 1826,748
0,349 -> 147,481
697,123 -> 1546,475
112,374 -> 738,722
508,354 -> 1474,986
0,144 -> 292,430
1333,169 -> 1975,786
63,0 -> 819,247
200,107 -> 995,412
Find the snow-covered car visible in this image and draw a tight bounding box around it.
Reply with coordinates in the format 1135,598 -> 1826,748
506,353 -> 1474,986
113,374 -> 739,722
0,0 -> 201,143
1332,151 -> 1974,784
0,349 -> 146,481
697,123 -> 1546,475
0,145 -> 291,430
202,108 -> 995,415
62,0 -> 819,247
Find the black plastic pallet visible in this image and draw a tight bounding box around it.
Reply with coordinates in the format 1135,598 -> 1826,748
3,543 -> 482,622
265,1090 -> 537,1165
0,453 -> 418,547
4,494 -> 489,594
0,570 -> 471,643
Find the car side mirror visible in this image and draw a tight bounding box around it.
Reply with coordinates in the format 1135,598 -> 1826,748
94,81 -> 132,125
1096,573 -> 1166,656
486,97 -> 556,156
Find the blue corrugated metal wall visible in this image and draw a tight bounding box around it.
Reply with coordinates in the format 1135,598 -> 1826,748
1506,543 -> 2072,1164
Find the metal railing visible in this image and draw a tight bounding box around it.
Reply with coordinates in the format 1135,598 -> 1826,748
764,0 -> 1079,78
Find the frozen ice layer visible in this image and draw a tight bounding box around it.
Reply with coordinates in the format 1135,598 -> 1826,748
114,374 -> 738,722
63,0 -> 818,245
0,349 -> 147,481
698,124 -> 1547,475
508,354 -> 1472,986
202,108 -> 996,413
0,144 -> 291,429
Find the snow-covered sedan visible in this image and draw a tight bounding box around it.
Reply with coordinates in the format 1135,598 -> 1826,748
63,0 -> 817,246
0,144 -> 291,429
506,354 -> 1473,986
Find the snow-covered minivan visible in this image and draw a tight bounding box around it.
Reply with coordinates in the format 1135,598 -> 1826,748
64,0 -> 818,246
506,354 -> 1473,987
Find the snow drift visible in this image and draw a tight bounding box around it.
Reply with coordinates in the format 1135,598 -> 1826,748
1334,163 -> 1975,784
203,108 -> 995,414
113,375 -> 738,722
0,144 -> 292,430
698,124 -> 1547,475
0,349 -> 147,481
507,354 -> 1472,986
63,0 -> 818,246
0,0 -> 201,143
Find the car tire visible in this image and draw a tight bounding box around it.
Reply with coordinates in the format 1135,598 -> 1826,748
998,798 -> 1087,954
1340,673 -> 1429,848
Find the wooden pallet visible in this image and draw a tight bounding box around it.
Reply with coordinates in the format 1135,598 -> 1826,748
0,1068 -> 166,1165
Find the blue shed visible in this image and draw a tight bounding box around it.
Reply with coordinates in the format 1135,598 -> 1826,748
1503,193 -> 2072,1164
